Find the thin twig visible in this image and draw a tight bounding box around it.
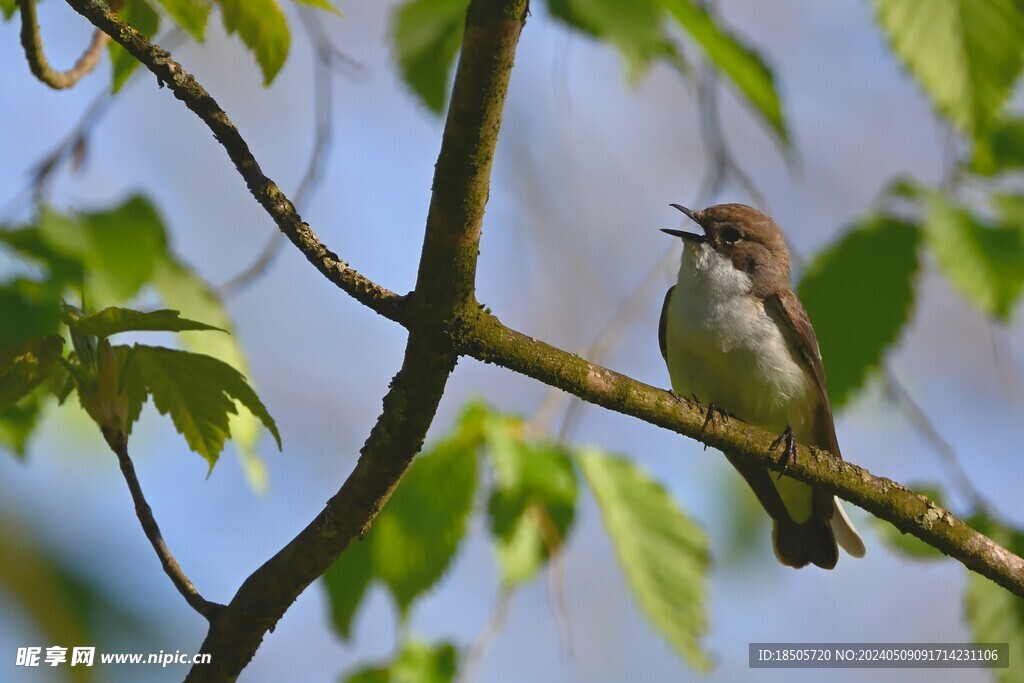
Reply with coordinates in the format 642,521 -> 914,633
459,590 -> 515,683
1,29 -> 186,226
535,505 -> 572,659
218,9 -> 342,297
17,0 -> 109,89
65,0 -> 406,326
103,429 -> 224,621
881,368 -> 995,515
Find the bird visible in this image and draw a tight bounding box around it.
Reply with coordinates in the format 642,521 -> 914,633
659,202 -> 865,569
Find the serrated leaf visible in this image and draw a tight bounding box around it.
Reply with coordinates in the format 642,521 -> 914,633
109,0 -> 160,92
112,345 -> 148,437
127,345 -> 280,468
963,516 -> 1024,683
153,0 -> 210,40
216,0 -> 291,85
344,640 -> 459,683
391,0 -> 469,114
292,0 -> 340,16
972,118 -> 1024,176
323,536 -> 374,640
797,215 -> 921,407
486,424 -> 577,587
372,437 -> 477,614
578,450 -> 710,670
0,336 -> 64,413
659,0 -> 786,143
925,195 -> 1024,321
150,258 -> 268,491
69,307 -> 224,338
873,0 -> 1024,138
36,197 -> 168,307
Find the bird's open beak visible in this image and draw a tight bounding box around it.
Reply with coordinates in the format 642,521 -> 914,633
661,204 -> 706,242
660,228 -> 705,242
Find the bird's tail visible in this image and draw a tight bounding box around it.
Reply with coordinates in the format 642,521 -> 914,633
771,497 -> 865,569
772,514 -> 838,569
830,497 -> 866,558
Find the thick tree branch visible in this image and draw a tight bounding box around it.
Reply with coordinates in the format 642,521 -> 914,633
17,0 -> 107,90
181,1 -> 528,677
62,0 -> 1024,679
103,428 -> 224,620
188,336 -> 457,681
459,309 -> 1024,598
53,0 -> 527,679
64,0 -> 406,324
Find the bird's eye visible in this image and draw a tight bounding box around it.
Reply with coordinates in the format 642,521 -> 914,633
720,226 -> 742,243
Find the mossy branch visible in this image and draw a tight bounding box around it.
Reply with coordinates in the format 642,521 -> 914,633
60,0 -> 1024,681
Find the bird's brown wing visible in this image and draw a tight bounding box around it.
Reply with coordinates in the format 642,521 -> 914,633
765,289 -> 841,520
659,285 -> 673,362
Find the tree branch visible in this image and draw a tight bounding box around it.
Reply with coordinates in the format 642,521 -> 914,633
17,0 -> 108,90
56,0 -> 529,678
459,309 -> 1024,598
181,0 -> 529,675
63,0 -> 406,324
102,428 -> 224,621
62,0 -> 1024,679
188,336 -> 458,681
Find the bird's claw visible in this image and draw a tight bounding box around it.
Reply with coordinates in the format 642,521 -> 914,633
770,425 -> 797,478
698,402 -> 732,450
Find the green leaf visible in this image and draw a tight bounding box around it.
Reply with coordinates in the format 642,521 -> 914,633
1,0 -> 16,21
153,0 -> 210,40
963,516 -> 1024,683
0,227 -> 84,286
125,345 -> 280,469
372,435 -> 477,614
323,536 -> 374,641
796,215 -> 921,407
292,0 -> 340,16
0,279 -> 62,347
578,450 -> 710,670
874,484 -> 947,560
391,0 -> 469,114
548,0 -> 673,79
659,0 -> 786,143
150,258 -> 269,491
972,118 -> 1024,176
873,0 -> 1024,137
113,346 -> 148,437
109,0 -> 160,92
0,391 -> 44,458
37,196 -> 168,307
344,640 -> 459,683
68,307 -> 225,338
216,0 -> 291,85
0,336 -> 64,413
925,195 -> 1024,321
486,425 -> 577,587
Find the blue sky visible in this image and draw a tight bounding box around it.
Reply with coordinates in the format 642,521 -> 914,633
1,0 -> 1020,681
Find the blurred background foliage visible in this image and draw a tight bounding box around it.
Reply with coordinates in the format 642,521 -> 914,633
3,0 -> 1024,681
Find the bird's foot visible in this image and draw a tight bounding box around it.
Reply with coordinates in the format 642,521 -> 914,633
698,401 -> 732,451
770,425 -> 797,478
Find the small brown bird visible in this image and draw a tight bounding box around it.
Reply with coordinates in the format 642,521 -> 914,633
659,203 -> 865,568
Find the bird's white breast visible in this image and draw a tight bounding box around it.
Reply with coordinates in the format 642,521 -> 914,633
664,245 -> 815,435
